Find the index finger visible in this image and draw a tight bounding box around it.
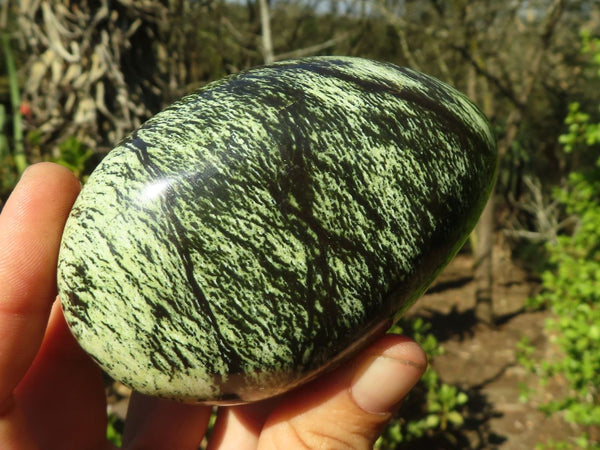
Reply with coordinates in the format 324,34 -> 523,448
0,163 -> 81,401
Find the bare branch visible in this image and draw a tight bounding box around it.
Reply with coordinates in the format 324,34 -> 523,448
258,0 -> 274,64
450,43 -> 523,109
274,33 -> 350,61
17,1 -> 168,153
505,176 -> 576,246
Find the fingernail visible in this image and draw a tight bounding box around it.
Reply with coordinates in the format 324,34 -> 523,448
351,342 -> 426,414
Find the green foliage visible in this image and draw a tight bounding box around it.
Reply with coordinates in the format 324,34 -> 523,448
0,98 -> 18,195
582,30 -> 600,77
535,434 -> 595,450
106,413 -> 124,446
521,71 -> 600,447
53,136 -> 93,180
0,31 -> 25,198
0,103 -> 7,157
376,318 -> 468,448
1,33 -> 25,169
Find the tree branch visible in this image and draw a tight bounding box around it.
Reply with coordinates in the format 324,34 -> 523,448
450,43 -> 523,109
258,0 -> 274,64
274,32 -> 350,61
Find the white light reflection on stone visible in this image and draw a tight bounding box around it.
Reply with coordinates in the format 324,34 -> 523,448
139,178 -> 172,203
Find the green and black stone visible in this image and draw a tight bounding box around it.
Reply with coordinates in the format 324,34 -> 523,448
57,56 -> 496,403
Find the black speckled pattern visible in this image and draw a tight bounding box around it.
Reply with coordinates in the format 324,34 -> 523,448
57,56 -> 496,403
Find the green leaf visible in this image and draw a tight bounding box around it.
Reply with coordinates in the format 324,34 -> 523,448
447,411 -> 464,426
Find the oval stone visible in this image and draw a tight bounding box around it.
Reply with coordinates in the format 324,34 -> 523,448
57,56 -> 496,404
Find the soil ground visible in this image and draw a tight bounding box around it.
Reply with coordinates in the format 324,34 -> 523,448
106,244 -> 588,449
406,245 -> 586,449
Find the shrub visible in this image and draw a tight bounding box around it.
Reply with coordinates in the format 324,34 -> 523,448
520,42 -> 600,446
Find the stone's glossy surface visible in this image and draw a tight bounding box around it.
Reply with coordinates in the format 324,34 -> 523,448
57,56 -> 496,404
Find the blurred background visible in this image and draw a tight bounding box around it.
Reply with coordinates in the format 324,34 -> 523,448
1,0 -> 599,448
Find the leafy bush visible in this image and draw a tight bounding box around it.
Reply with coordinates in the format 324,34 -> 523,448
53,136 -> 94,180
106,413 -> 123,447
520,41 -> 600,446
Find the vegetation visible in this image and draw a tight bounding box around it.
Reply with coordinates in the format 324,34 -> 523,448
518,33 -> 600,449
0,18 -> 24,197
2,0 -> 600,447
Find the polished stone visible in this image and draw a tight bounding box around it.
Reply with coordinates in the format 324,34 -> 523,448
57,56 -> 496,403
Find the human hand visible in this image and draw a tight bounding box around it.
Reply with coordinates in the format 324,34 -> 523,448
0,162 -> 427,449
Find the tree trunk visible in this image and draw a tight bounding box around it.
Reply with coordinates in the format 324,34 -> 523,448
468,63 -> 495,326
258,0 -> 274,64
467,0 -> 566,326
474,196 -> 495,325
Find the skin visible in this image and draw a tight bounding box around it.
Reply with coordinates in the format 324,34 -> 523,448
0,162 -> 427,449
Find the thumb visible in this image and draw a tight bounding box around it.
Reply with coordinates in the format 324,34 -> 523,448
258,334 -> 427,449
